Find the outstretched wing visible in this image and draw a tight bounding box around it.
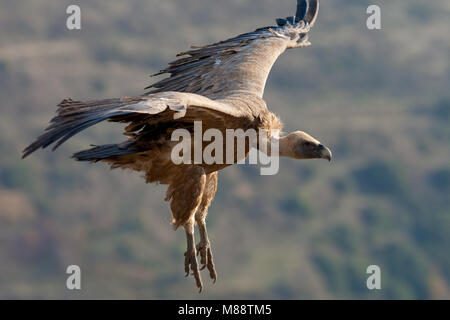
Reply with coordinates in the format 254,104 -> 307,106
147,0 -> 319,99
22,92 -> 240,158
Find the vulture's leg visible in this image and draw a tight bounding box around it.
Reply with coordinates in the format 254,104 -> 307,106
183,220 -> 203,291
196,219 -> 217,282
195,172 -> 218,282
165,166 -> 206,292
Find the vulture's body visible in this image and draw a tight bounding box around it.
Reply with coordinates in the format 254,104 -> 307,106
23,0 -> 331,291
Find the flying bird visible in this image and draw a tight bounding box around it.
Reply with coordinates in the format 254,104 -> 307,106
23,0 -> 331,291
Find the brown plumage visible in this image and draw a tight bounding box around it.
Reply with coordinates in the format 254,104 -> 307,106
22,0 -> 331,292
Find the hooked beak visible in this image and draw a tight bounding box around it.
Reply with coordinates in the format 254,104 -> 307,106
318,144 -> 332,162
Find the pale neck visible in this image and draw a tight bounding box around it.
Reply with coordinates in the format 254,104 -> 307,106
265,135 -> 294,158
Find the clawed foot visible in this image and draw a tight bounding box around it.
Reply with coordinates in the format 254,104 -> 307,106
196,241 -> 217,283
184,246 -> 203,292
183,220 -> 217,292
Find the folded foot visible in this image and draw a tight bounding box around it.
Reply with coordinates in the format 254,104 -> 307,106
197,241 -> 217,283
184,244 -> 203,292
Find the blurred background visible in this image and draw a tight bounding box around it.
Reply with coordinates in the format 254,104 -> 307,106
0,0 -> 449,299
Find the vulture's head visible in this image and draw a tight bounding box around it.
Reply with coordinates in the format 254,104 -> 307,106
283,131 -> 332,161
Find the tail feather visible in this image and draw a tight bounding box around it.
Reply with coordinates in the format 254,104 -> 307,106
22,97 -> 142,158
72,143 -> 137,162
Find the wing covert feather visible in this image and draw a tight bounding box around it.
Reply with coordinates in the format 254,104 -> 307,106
22,92 -> 240,158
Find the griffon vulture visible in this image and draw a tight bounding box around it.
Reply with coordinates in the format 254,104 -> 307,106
23,0 -> 331,291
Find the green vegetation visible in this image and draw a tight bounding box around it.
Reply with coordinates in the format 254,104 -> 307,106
0,0 -> 449,299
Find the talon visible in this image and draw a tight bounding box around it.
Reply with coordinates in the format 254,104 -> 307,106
184,223 -> 208,291
185,246 -> 204,292
195,240 -> 218,283
206,247 -> 217,282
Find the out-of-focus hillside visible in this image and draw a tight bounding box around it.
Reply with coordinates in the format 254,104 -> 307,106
0,0 -> 449,299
